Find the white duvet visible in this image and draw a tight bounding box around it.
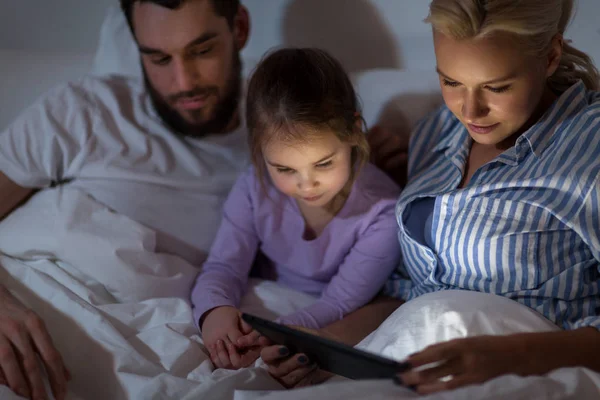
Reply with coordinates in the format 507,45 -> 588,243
0,188 -> 598,399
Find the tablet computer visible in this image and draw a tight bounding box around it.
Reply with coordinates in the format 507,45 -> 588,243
241,313 -> 409,380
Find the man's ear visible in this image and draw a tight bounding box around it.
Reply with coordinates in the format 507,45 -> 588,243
233,5 -> 250,51
546,33 -> 564,78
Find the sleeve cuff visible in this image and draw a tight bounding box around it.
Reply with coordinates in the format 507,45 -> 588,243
192,298 -> 237,332
570,317 -> 600,331
382,276 -> 413,301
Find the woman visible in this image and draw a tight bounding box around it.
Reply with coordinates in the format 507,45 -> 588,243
248,0 -> 600,394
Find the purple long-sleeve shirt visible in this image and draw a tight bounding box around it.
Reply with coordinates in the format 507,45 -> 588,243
191,162 -> 402,329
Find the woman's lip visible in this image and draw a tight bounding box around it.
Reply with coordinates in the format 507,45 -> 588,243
467,123 -> 500,134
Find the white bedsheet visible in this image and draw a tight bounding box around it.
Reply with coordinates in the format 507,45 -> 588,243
0,188 -> 315,399
0,188 -> 598,399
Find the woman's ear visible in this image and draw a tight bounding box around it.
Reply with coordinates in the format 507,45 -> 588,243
546,33 -> 564,78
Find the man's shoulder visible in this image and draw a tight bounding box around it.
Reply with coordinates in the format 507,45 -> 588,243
39,75 -> 146,108
74,75 -> 146,105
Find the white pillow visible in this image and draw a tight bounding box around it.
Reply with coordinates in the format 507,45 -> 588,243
356,290 -> 560,362
0,50 -> 94,130
91,4 -> 142,78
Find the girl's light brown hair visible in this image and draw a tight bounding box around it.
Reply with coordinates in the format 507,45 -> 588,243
246,47 -> 369,183
426,0 -> 599,92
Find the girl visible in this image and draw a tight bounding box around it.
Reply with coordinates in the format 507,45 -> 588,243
191,48 -> 402,369
262,0 -> 600,393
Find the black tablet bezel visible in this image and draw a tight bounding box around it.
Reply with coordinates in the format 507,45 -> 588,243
242,313 -> 409,381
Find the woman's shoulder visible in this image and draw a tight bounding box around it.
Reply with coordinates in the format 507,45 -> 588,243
548,86 -> 600,157
580,89 -> 600,121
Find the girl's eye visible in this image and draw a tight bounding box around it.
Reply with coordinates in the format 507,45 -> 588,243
316,160 -> 332,168
487,85 -> 511,93
276,168 -> 294,174
442,79 -> 460,88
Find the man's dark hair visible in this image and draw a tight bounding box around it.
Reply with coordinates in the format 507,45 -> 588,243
120,0 -> 240,35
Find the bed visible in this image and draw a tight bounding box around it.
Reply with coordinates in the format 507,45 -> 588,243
1,4 -> 599,400
1,188 -> 599,400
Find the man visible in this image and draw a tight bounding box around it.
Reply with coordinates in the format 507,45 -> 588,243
0,1 -> 407,398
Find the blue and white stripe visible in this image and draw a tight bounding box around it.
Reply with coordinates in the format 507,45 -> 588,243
385,81 -> 600,331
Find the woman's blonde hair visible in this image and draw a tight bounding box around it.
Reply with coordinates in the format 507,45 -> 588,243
426,0 -> 599,92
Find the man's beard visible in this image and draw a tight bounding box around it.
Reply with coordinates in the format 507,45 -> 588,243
145,50 -> 242,138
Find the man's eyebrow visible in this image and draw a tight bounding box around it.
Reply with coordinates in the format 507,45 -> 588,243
436,66 -> 517,85
138,31 -> 219,55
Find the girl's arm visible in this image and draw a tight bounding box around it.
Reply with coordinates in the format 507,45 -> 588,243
190,171 -> 260,329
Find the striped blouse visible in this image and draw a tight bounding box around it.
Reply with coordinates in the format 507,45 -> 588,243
384,81 -> 600,331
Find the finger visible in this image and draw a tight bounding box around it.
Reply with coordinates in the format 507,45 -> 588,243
210,354 -> 224,369
407,342 -> 459,368
216,340 -> 233,369
209,342 -> 223,369
260,345 -> 291,365
416,374 -> 475,395
257,336 -> 271,347
236,330 -> 261,348
0,335 -> 31,399
208,345 -> 224,369
239,318 -> 254,335
226,326 -> 245,345
207,345 -> 217,362
10,333 -> 48,400
29,318 -> 67,400
399,358 -> 461,386
279,364 -> 318,389
267,354 -> 310,378
224,339 -> 244,369
418,358 -> 464,383
237,347 -> 262,368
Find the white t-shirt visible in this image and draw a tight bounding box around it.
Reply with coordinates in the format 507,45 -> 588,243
0,76 -> 250,264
